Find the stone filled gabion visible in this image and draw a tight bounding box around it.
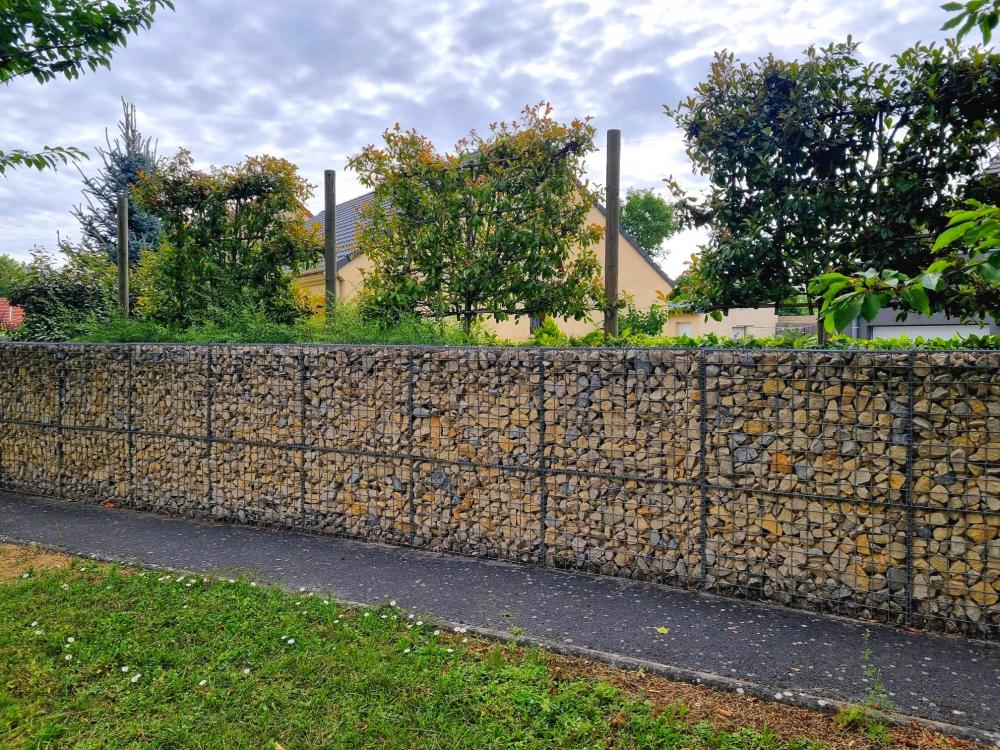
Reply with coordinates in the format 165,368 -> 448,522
0,343 -> 996,638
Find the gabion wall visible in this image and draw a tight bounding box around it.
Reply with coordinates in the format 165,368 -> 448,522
0,343 -> 997,638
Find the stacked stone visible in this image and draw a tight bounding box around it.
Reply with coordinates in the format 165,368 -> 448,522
303,347 -> 411,543
909,352 -> 1000,634
703,351 -> 913,625
131,346 -> 212,516
0,342 -> 995,637
61,346 -> 130,504
408,348 -> 542,559
0,344 -> 62,496
541,349 -> 703,587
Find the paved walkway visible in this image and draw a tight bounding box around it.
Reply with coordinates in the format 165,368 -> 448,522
2,493 -> 998,742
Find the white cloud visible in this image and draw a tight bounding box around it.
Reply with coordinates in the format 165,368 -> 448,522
0,0 -> 956,278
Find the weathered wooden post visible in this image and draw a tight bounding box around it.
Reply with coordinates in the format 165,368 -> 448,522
117,193 -> 129,317
603,129 -> 621,338
324,169 -> 337,318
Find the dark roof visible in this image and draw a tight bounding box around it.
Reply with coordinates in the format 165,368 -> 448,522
304,191 -> 374,270
304,190 -> 674,288
986,153 -> 1000,176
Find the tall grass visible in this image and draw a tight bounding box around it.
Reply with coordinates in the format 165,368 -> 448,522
71,304 -> 483,346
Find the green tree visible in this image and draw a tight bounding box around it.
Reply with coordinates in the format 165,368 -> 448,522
0,254 -> 29,297
814,3 -> 1000,332
0,0 -> 173,176
8,243 -> 118,340
619,188 -> 679,256
72,99 -> 161,265
943,0 -> 999,43
132,150 -> 321,328
666,39 -> 1000,319
813,201 -> 1000,331
348,103 -> 604,333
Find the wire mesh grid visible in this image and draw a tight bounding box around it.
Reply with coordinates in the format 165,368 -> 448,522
0,343 -> 995,637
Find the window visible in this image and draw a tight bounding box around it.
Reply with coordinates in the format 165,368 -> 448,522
675,322 -> 692,336
731,326 -> 750,339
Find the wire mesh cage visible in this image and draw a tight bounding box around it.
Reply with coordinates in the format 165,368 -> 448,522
0,342 -> 996,637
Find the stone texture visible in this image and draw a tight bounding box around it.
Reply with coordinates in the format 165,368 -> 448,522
0,343 -> 996,638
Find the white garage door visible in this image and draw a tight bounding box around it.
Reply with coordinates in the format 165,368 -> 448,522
871,324 -> 988,339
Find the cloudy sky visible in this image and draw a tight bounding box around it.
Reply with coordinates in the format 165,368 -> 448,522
1,0 -> 951,277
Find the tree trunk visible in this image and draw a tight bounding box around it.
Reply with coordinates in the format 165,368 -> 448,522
817,311 -> 827,345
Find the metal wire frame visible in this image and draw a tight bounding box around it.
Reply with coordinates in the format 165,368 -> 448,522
0,343 -> 996,638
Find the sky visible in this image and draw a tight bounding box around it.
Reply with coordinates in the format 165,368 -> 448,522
1,0 -> 953,277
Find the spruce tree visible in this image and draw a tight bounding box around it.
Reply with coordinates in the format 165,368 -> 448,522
73,99 -> 161,264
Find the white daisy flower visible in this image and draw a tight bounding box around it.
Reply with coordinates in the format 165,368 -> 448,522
130,673 -> 141,683
243,668 -> 251,675
403,648 -> 411,654
65,654 -> 72,661
199,679 -> 207,686
121,666 -> 129,673
287,638 -> 295,645
446,648 -> 454,653
67,637 -> 75,643
433,630 -> 441,636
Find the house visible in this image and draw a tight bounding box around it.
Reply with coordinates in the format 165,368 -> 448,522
0,298 -> 24,330
665,307 -> 816,339
293,192 -> 676,340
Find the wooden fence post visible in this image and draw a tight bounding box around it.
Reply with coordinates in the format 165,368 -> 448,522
324,169 -> 337,318
604,129 -> 621,338
117,194 -> 129,317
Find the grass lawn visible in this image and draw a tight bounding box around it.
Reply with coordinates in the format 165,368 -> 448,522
0,544 -> 978,750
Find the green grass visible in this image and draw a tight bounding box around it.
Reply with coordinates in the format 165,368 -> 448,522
0,561 -> 831,750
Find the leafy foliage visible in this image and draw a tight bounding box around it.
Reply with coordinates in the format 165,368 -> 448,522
525,318 -> 1000,349
7,244 -> 118,341
73,99 -> 161,264
813,200 -> 1000,331
0,0 -> 173,83
132,150 -> 321,328
72,302 -> 483,346
666,39 -> 1000,313
619,188 -> 679,256
942,0 -> 1000,44
0,145 -> 87,176
348,103 -> 605,332
0,1 -> 172,176
0,254 -> 29,298
620,300 -> 670,336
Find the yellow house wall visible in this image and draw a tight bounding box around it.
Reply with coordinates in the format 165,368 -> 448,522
667,308 -> 780,338
486,205 -> 672,340
293,254 -> 374,313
